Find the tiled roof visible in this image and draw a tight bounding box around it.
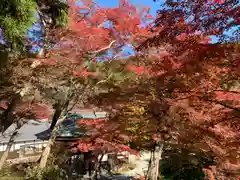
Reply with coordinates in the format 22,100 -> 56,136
0,119 -> 50,143
0,112 -> 107,143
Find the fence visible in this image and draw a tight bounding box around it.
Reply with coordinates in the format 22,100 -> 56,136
0,139 -> 48,153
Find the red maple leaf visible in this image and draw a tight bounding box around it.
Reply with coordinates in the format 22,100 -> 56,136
212,0 -> 224,4
215,91 -> 240,101
77,118 -> 106,126
127,65 -> 145,74
0,103 -> 8,110
31,103 -> 52,120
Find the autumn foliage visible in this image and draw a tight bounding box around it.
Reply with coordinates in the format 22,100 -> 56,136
71,117 -> 137,155
85,0 -> 240,179
25,0 -> 156,156
37,0 -> 156,74
0,0 -> 239,179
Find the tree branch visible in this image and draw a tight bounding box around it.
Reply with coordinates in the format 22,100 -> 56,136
213,90 -> 240,94
96,73 -> 113,85
212,100 -> 240,113
37,9 -> 46,28
90,40 -> 116,54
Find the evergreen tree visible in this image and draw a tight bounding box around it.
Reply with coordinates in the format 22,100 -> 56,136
0,0 -> 68,56
0,0 -> 37,52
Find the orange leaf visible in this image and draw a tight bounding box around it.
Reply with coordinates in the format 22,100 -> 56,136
127,65 -> 145,74
212,0 -> 224,4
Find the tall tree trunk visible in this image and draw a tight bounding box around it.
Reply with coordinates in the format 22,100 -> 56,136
0,123 -> 22,170
0,46 -> 9,69
146,143 -> 164,180
39,139 -> 52,168
39,100 -> 69,169
39,114 -> 66,168
93,153 -> 104,180
50,101 -> 64,130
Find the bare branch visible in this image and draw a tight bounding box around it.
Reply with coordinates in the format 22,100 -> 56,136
96,73 -> 113,85
37,9 -> 46,28
90,40 -> 116,54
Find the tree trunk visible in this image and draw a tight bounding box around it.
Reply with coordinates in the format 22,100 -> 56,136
93,153 -> 104,180
39,139 -> 52,168
146,143 -> 164,180
50,103 -> 61,130
0,126 -> 20,170
0,46 -> 9,69
39,100 -> 69,169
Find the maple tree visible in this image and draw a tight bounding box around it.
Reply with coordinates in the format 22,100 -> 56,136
152,0 -> 239,38
146,1 -> 239,179
0,0 -> 238,179
89,44 -> 240,179
16,0 -> 155,170
67,0 -> 239,178
87,0 -> 240,179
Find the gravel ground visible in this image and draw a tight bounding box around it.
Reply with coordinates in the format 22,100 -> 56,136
98,175 -> 133,180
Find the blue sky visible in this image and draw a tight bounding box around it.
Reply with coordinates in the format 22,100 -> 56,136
93,0 -> 164,57
28,0 -> 163,54
95,0 -> 163,16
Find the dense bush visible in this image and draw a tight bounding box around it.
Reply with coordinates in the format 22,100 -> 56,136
24,165 -> 67,180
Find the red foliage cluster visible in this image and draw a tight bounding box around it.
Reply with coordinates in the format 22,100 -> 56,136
215,91 -> 240,102
16,103 -> 52,120
0,103 -> 8,110
72,117 -> 137,154
40,0 -> 156,78
132,0 -> 240,178
33,0 -> 238,178
212,0 -> 224,4
30,103 -> 52,120
127,65 -> 145,75
77,118 -> 106,127
72,138 -> 137,155
0,101 -> 52,120
77,0 -> 239,178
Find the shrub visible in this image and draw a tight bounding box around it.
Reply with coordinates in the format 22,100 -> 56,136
24,165 -> 67,180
